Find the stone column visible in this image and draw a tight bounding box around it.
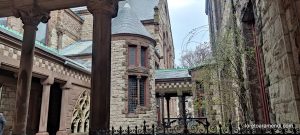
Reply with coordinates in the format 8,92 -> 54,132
36,77 -> 54,135
137,46 -> 141,67
180,96 -> 188,133
87,0 -> 118,134
56,29 -> 64,50
178,96 -> 183,118
137,76 -> 141,105
56,82 -> 71,135
160,94 -> 165,126
12,8 -> 49,135
165,96 -> 171,126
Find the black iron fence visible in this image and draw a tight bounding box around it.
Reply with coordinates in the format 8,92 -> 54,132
91,119 -> 300,135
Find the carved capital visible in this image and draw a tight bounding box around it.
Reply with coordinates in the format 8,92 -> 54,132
87,0 -> 118,17
14,7 -> 50,27
56,27 -> 65,35
41,76 -> 54,86
61,81 -> 72,90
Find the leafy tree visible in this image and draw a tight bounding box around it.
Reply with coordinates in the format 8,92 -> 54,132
184,0 -> 258,126
180,42 -> 211,68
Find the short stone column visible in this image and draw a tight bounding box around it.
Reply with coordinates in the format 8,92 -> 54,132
56,29 -> 64,49
56,82 -> 71,135
179,95 -> 188,133
36,77 -> 54,135
12,8 -> 50,135
165,96 -> 171,126
160,94 -> 165,126
87,0 -> 118,134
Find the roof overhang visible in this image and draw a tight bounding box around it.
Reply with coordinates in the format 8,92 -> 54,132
112,33 -> 157,46
155,78 -> 193,97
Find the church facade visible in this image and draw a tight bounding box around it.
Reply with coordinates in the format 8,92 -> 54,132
0,0 -> 174,134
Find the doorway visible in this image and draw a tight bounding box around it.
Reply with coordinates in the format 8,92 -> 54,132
47,83 -> 62,135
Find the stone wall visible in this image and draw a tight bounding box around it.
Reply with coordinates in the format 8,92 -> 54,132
255,0 -> 300,124
190,65 -> 222,125
207,0 -> 300,125
0,85 -> 16,134
5,9 -> 83,49
110,37 -> 157,128
153,0 -> 174,69
79,13 -> 93,41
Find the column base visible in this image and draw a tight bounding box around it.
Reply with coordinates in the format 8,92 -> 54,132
56,130 -> 68,135
36,132 -> 49,135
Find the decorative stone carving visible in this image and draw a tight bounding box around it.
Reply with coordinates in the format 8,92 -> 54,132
14,7 -> 50,27
71,91 -> 90,133
87,0 -> 118,17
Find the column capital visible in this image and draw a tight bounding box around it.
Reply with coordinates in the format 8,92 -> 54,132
41,76 -> 54,86
14,7 -> 50,26
87,0 -> 118,17
56,29 -> 65,35
159,93 -> 165,97
61,81 -> 72,90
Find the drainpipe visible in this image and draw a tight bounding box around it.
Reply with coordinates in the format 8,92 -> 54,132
252,2 -> 270,123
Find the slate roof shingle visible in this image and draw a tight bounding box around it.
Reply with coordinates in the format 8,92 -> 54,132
61,2 -> 154,56
155,69 -> 191,80
71,0 -> 159,21
112,2 -> 154,39
59,40 -> 92,56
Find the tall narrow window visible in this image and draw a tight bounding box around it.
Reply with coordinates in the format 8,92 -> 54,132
139,77 -> 146,106
36,23 -> 47,44
0,17 -> 7,26
128,76 -> 147,113
128,76 -> 138,113
129,46 -> 137,66
141,47 -> 147,67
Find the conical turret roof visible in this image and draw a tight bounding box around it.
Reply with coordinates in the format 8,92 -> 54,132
112,2 -> 154,39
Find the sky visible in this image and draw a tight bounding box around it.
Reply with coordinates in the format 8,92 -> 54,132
167,0 -> 209,67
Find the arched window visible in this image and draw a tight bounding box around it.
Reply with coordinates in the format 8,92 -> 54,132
71,91 -> 90,133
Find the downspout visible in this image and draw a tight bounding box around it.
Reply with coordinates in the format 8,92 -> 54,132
252,0 -> 270,124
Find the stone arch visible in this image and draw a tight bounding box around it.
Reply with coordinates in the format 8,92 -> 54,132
71,90 -> 90,133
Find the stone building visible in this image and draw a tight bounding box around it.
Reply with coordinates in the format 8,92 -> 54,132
0,0 -> 174,135
189,61 -> 222,125
206,0 -> 300,125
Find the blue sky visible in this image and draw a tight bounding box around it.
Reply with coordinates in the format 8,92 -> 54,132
167,0 -> 209,66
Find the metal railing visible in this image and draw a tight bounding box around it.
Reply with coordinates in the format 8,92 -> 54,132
90,119 -> 300,135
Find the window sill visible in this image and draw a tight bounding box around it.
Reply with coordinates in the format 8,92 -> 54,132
125,113 -> 139,118
123,106 -> 150,118
128,66 -> 149,74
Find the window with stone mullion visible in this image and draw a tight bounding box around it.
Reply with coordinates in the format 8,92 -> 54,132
139,77 -> 146,106
128,76 -> 147,113
128,45 -> 147,67
128,76 -> 138,113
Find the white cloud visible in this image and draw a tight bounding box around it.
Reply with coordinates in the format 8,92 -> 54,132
167,0 -> 198,9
